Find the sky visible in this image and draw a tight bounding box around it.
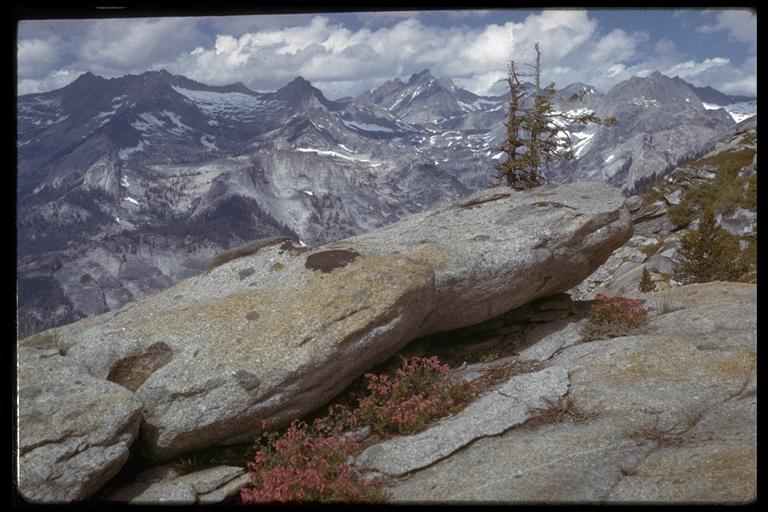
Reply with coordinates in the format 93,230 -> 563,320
16,8 -> 757,99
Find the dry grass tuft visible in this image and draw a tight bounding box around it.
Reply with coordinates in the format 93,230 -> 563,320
522,395 -> 596,429
472,358 -> 543,394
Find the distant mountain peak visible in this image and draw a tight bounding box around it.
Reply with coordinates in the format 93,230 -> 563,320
274,75 -> 334,109
408,68 -> 434,85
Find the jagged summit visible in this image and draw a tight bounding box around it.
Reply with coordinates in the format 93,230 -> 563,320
408,68 -> 434,84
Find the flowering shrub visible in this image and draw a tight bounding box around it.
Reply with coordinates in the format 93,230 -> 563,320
582,293 -> 648,341
240,417 -> 384,503
240,355 -> 472,503
355,355 -> 474,435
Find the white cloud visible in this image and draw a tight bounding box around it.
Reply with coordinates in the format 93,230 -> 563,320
15,10 -> 757,101
697,9 -> 756,49
664,57 -> 729,78
158,12 -> 599,98
17,37 -> 61,78
590,29 -> 646,63
605,63 -> 626,77
77,18 -> 209,72
17,69 -> 82,95
716,74 -> 756,96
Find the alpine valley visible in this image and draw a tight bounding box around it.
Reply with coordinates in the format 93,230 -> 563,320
16,68 -> 754,337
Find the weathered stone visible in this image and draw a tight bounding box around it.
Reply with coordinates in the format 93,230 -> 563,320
663,190 -> 682,206
638,297 -> 685,316
174,465 -> 245,494
16,347 -> 143,503
198,474 -> 251,504
624,195 -> 643,212
104,465 -> 247,504
608,393 -> 756,503
387,418 -> 651,502
104,480 -> 197,504
517,318 -> 587,362
34,182 -> 629,465
645,254 -> 676,275
354,366 -> 569,476
719,207 -> 756,236
345,182 -> 632,335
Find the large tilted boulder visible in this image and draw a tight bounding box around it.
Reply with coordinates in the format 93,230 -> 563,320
19,182 -> 631,470
16,347 -> 143,502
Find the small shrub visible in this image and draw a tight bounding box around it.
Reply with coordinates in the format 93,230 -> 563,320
582,294 -> 648,341
641,186 -> 665,206
355,355 -> 474,436
668,147 -> 756,227
240,418 -> 385,503
638,267 -> 656,293
522,395 -> 596,429
668,198 -> 696,227
673,210 -> 749,284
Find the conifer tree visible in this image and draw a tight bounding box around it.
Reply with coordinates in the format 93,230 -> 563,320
673,210 -> 748,284
495,43 -> 616,190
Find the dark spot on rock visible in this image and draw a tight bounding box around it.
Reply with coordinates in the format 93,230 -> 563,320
58,346 -> 68,356
581,195 -> 591,200
472,235 -> 491,242
272,262 -> 285,271
233,370 -> 261,392
107,342 -> 173,392
245,311 -> 260,321
305,249 -> 361,273
174,295 -> 184,300
79,274 -> 94,284
238,268 -> 255,280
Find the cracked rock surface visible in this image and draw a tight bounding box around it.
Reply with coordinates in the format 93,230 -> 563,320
354,365 -> 570,477
19,182 -> 630,466
384,282 -> 756,503
16,347 -> 143,503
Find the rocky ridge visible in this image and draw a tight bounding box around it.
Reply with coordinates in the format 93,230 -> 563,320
570,116 -> 757,299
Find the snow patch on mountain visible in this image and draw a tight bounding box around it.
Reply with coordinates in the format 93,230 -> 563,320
162,111 -> 193,134
132,113 -> 165,132
341,119 -> 394,133
119,140 -> 147,160
571,132 -> 594,158
200,135 -> 217,150
702,101 -> 756,123
171,86 -> 266,119
295,147 -> 371,162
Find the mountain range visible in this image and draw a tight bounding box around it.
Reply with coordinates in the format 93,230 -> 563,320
16,67 -> 754,337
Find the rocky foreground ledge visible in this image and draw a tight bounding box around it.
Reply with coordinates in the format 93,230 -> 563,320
16,182 -> 632,502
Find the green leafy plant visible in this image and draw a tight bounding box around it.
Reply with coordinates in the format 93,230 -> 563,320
582,294 -> 648,341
